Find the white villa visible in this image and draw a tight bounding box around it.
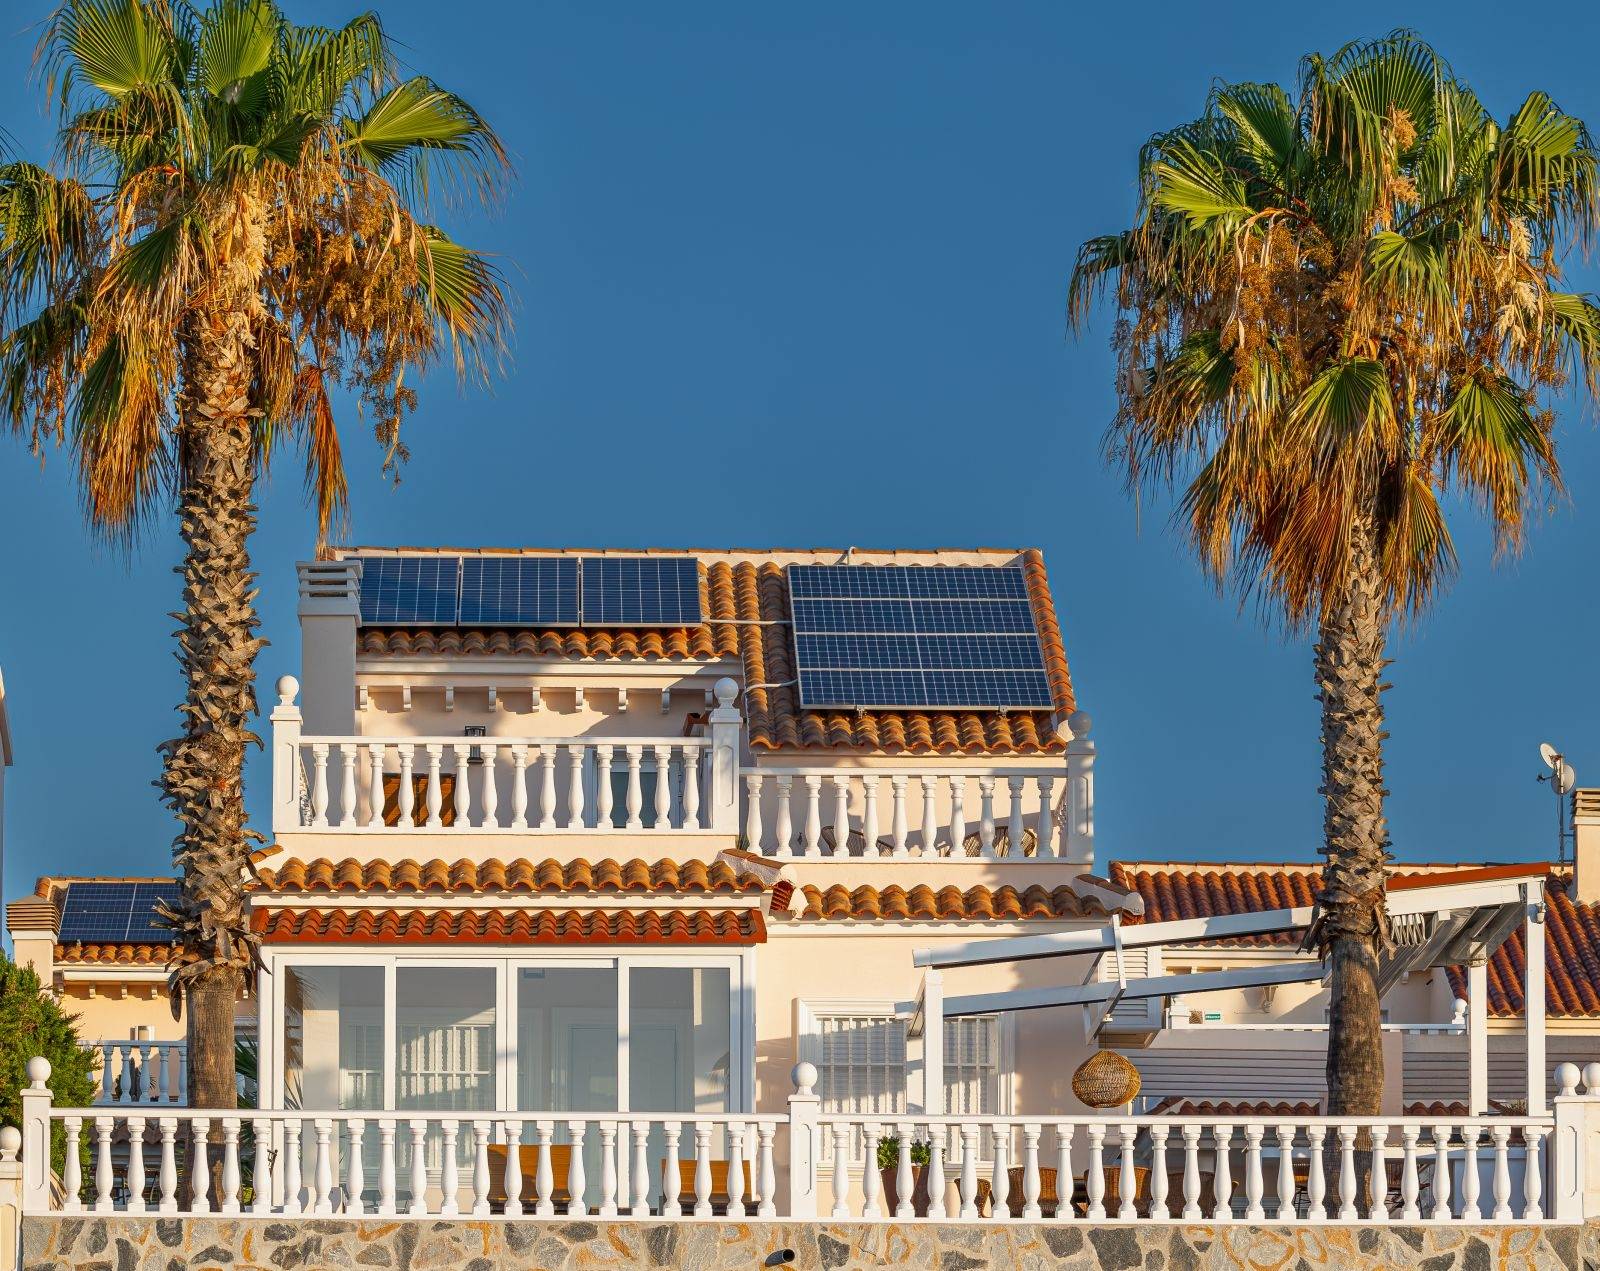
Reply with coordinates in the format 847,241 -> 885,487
7,546 -> 1599,1227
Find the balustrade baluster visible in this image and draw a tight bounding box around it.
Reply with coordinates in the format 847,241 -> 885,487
925,1124 -> 946,1219
1523,1125 -> 1546,1220
251,1116 -> 272,1215
406,1120 -> 428,1216
451,744 -> 475,827
1400,1126 -> 1421,1220
959,1125 -> 980,1219
758,1122 -> 778,1217
397,744 -> 416,826
630,1121 -> 651,1216
310,743 -> 330,826
1490,1124 -> 1512,1220
661,1122 -> 682,1217
367,743 -> 386,827
377,1119 -> 397,1217
978,777 -> 996,856
1182,1123 -> 1202,1220
1459,1124 -> 1481,1221
500,1121 -> 522,1217
1369,1124 -> 1390,1224
624,747 -> 644,830
343,1119 -> 366,1215
92,1116 -> 113,1212
861,1124 -> 883,1218
566,744 -> 587,828
895,1120 -> 915,1218
830,1125 -> 850,1218
339,743 -> 358,827
538,746 -> 557,829
598,1121 -> 619,1217
1086,1123 -> 1106,1219
1021,1124 -> 1042,1219
535,1121 -> 555,1217
479,744 -> 499,827
97,1043 -> 112,1105
992,1126 -> 1011,1219
310,1118 -> 330,1215
725,1121 -> 746,1217
774,776 -> 794,856
693,1124 -> 714,1217
653,746 -> 673,829
949,777 -> 967,857
1211,1124 -> 1233,1221
221,1117 -> 242,1214
1276,1126 -> 1296,1221
1149,1125 -> 1168,1220
566,1121 -> 588,1216
1338,1124 -> 1358,1220
829,776 -> 851,856
1006,776 -> 1026,856
1305,1126 -> 1325,1221
509,745 -> 530,828
471,1120 -> 491,1216
126,1116 -> 147,1213
140,1043 -> 158,1103
744,774 -> 764,852
1431,1124 -> 1452,1220
159,1118 -> 178,1215
890,777 -> 910,858
861,776 -> 881,856
156,1045 -> 170,1104
1243,1123 -> 1264,1220
439,1119 -> 460,1216
920,775 -> 939,856
683,746 -> 702,828
424,745 -> 444,827
283,1119 -> 303,1216
1118,1121 -> 1138,1219
801,775 -> 822,856
592,745 -> 613,829
192,1117 -> 213,1214
1036,775 -> 1056,857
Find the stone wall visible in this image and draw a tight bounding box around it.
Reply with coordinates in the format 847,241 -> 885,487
20,1216 -> 1593,1270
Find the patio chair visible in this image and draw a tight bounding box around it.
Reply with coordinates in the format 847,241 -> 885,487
486,1143 -> 573,1212
660,1158 -> 753,1215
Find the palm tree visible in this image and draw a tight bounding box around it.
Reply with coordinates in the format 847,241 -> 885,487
0,0 -> 509,1107
1069,32 -> 1600,1116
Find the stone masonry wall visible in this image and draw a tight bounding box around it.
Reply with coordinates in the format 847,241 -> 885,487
20,1216 -> 1596,1270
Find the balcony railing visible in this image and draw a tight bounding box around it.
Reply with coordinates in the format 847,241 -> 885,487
19,1058 -> 1600,1223
91,1042 -> 186,1107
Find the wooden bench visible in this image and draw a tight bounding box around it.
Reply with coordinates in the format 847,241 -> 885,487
660,1158 -> 754,1214
486,1144 -> 573,1211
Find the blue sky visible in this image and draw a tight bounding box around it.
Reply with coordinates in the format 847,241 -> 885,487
2,0 -> 1598,900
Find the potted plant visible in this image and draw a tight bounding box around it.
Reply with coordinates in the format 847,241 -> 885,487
877,1136 -> 933,1216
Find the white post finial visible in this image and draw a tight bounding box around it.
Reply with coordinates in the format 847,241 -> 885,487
1556,1063 -> 1581,1098
26,1057 -> 50,1091
275,675 -> 301,709
1584,1063 -> 1600,1096
791,1062 -> 818,1097
0,1126 -> 19,1162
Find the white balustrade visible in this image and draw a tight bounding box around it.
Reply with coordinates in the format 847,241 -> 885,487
739,767 -> 1071,859
92,1041 -> 187,1106
284,737 -> 714,832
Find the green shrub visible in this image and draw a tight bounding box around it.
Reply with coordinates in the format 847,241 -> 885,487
0,952 -> 99,1174
876,1136 -> 931,1170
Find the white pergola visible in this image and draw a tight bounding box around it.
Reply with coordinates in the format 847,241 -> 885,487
907,864 -> 1550,1115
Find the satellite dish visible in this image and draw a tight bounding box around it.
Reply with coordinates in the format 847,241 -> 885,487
1558,763 -> 1578,795
1540,742 -> 1561,770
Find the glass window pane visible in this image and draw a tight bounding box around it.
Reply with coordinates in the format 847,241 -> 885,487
396,967 -> 497,1112
628,967 -> 732,1113
516,966 -> 618,1111
282,966 -> 385,1111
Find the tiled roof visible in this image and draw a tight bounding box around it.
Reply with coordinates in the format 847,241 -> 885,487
252,906 -> 763,945
353,550 -> 1074,755
794,881 -> 1107,922
253,856 -> 762,896
1110,861 -> 1598,1019
1148,1097 -> 1321,1118
55,942 -> 174,966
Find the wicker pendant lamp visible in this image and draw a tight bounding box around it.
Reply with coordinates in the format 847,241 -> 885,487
1071,1050 -> 1141,1109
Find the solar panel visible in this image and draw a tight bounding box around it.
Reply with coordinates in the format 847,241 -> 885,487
787,564 -> 1055,711
460,557 -> 580,626
579,557 -> 702,627
356,556 -> 461,625
57,881 -> 179,944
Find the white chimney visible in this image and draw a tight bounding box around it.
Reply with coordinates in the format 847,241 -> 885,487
1571,790 -> 1600,904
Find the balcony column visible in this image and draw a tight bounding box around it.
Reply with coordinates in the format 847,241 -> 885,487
271,677 -> 303,835
1525,880 -> 1548,1114
1467,961 -> 1488,1116
1064,710 -> 1095,865
920,970 -> 944,1118
707,677 -> 743,833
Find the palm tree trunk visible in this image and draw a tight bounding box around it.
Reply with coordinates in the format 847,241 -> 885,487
1315,517 -> 1391,1120
161,305 -> 265,1109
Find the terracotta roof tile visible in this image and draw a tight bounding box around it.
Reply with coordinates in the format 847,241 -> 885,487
253,856 -> 761,896
55,942 -> 173,966
794,881 -> 1106,922
358,553 -> 1073,756
1149,1097 -> 1321,1118
252,907 -> 763,946
1111,862 -> 1597,1019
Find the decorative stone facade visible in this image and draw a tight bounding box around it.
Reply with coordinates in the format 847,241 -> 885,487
20,1218 -> 1593,1271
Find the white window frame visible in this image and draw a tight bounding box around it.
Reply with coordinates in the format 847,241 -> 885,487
794,997 -> 1014,1119
261,945 -> 754,1115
